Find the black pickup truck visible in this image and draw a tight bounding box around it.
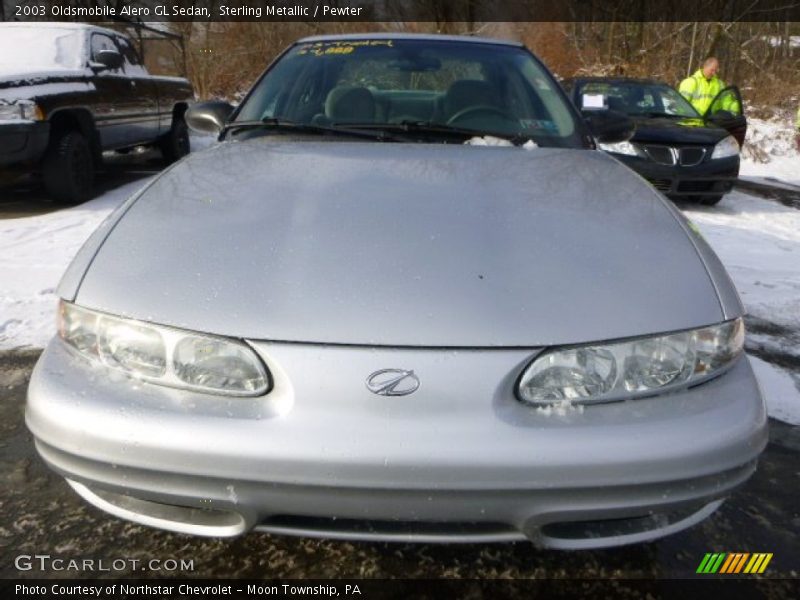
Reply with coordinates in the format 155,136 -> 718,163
0,22 -> 194,203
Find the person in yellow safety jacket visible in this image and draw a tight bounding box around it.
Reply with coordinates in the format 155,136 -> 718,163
679,57 -> 738,115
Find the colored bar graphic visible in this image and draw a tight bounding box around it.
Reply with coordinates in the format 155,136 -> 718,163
698,553 -> 722,573
699,552 -> 773,574
744,554 -> 761,573
758,554 -> 773,573
696,553 -> 714,573
719,553 -> 736,573
710,553 -> 726,573
733,553 -> 750,573
722,553 -> 742,573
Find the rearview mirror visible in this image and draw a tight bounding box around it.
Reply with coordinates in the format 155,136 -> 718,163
583,109 -> 635,144
185,101 -> 235,135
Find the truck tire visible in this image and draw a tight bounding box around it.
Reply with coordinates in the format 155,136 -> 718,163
159,114 -> 190,163
42,130 -> 95,204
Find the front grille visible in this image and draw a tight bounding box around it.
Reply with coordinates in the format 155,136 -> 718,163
646,177 -> 672,192
679,147 -> 707,166
261,514 -> 515,537
541,502 -> 711,541
643,145 -> 674,165
643,145 -> 709,167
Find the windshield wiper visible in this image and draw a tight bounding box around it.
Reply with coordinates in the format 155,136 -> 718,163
222,118 -> 403,142
333,120 -> 535,146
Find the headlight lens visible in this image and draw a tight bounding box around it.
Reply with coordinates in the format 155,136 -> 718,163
597,140 -> 640,156
0,101 -> 43,121
99,319 -> 166,377
58,301 -> 269,396
518,319 -> 744,405
710,135 -> 740,159
173,335 -> 267,394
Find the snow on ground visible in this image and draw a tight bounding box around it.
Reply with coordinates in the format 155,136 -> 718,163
0,133 -> 798,423
739,115 -> 799,185
0,178 -> 149,350
684,191 -> 800,333
749,356 -> 800,426
684,190 -> 800,425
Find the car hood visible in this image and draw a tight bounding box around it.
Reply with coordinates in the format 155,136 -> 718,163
629,116 -> 729,145
74,140 -> 727,347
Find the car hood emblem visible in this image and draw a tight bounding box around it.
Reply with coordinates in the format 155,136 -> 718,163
366,369 -> 420,396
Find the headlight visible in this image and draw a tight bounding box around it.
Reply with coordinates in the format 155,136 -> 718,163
518,319 -> 744,405
0,100 -> 43,121
597,140 -> 640,156
58,301 -> 269,396
710,135 -> 739,159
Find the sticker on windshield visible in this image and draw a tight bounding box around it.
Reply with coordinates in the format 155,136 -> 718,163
582,93 -> 605,109
297,40 -> 394,57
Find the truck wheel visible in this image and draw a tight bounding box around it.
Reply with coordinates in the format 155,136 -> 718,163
159,114 -> 190,163
42,130 -> 95,204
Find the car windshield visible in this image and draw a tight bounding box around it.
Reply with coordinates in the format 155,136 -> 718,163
577,81 -> 700,118
234,38 -> 582,147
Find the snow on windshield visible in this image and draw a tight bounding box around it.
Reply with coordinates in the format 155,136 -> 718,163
0,27 -> 84,75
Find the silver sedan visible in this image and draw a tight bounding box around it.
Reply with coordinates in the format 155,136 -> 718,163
26,34 -> 767,549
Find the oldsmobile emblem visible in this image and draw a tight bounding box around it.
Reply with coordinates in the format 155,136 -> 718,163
366,369 -> 420,396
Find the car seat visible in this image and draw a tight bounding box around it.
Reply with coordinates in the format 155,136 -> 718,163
319,86 -> 376,124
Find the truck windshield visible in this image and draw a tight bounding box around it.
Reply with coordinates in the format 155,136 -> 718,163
235,39 -> 583,147
0,27 -> 83,73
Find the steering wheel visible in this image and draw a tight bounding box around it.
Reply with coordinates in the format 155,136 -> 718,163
447,105 -> 515,126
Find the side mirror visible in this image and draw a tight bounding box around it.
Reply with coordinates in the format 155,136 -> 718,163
186,101 -> 235,135
92,50 -> 123,70
583,109 -> 635,144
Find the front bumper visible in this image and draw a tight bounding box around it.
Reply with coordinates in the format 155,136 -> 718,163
0,121 -> 49,169
26,337 -> 768,548
611,153 -> 739,199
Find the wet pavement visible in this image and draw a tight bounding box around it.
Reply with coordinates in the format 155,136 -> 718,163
735,179 -> 800,210
0,350 -> 797,586
0,150 -> 163,220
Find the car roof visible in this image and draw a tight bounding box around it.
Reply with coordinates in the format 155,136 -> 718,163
296,32 -> 524,47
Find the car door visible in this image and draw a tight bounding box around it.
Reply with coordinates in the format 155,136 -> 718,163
704,85 -> 747,146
